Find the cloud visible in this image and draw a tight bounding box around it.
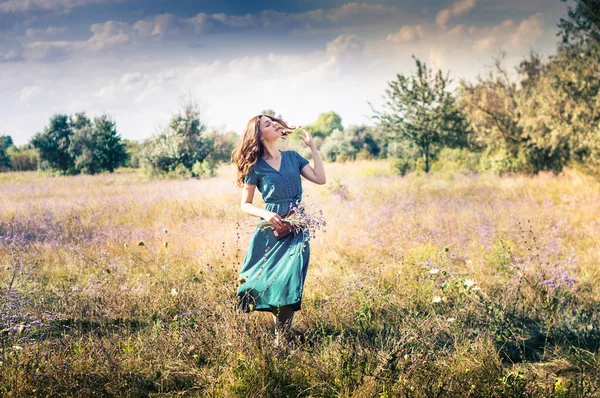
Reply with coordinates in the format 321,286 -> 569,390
133,13 -> 178,38
120,72 -> 142,85
436,0 -> 476,27
87,21 -> 130,50
184,3 -> 405,34
0,49 -> 24,62
25,26 -> 67,39
386,25 -> 424,44
325,33 -> 364,61
23,20 -> 130,61
385,12 -> 544,55
23,40 -> 72,61
0,0 -> 120,13
19,84 -> 41,102
472,14 -> 544,52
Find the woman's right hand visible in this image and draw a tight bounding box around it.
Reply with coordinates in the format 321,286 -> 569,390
264,211 -> 284,229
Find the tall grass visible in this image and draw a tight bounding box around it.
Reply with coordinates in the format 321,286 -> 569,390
1,162 -> 599,397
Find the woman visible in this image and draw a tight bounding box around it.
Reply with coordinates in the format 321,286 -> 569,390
232,114 -> 326,341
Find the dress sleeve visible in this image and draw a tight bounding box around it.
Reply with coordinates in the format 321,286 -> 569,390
294,151 -> 309,172
244,165 -> 259,185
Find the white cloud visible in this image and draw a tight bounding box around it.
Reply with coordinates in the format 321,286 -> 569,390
184,3 -> 405,34
325,33 -> 364,61
386,25 -> 424,44
185,13 -> 214,34
23,20 -> 129,60
133,13 -> 178,38
511,13 -> 544,47
23,40 -> 72,61
0,0 -> 119,13
120,72 -> 142,85
87,21 -> 130,50
19,85 -> 41,102
435,9 -> 451,27
436,0 -> 476,27
25,26 -> 67,39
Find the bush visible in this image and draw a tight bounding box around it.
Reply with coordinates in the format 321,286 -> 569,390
8,147 -> 39,171
430,148 -> 480,174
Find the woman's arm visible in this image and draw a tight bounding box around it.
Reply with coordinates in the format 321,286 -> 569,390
241,183 -> 285,229
298,126 -> 326,185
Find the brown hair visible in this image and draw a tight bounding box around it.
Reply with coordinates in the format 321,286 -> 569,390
232,114 -> 294,187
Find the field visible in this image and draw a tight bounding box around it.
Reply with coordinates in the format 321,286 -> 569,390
1,161 -> 600,397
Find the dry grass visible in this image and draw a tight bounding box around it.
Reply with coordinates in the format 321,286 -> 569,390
1,161 -> 599,397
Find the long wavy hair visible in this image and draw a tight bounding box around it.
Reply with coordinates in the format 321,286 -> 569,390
232,114 -> 294,187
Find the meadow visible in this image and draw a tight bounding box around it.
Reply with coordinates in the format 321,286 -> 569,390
1,161 -> 599,397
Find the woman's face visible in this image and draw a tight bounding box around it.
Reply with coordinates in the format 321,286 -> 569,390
258,116 -> 282,142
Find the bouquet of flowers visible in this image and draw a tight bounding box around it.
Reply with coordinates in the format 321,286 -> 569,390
259,201 -> 326,245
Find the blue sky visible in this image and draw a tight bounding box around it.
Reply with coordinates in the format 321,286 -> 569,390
1,0 -> 568,145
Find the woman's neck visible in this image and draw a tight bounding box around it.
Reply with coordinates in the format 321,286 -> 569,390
262,142 -> 280,160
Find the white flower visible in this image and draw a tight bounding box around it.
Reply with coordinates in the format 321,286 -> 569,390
471,286 -> 481,291
432,296 -> 442,303
464,279 -> 476,288
447,317 -> 456,322
429,268 -> 439,274
170,288 -> 179,296
465,259 -> 472,264
12,346 -> 23,351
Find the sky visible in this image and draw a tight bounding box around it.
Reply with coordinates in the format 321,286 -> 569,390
0,0 -> 570,145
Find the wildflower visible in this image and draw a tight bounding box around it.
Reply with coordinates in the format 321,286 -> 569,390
12,346 -> 23,351
447,317 -> 456,322
429,268 -> 439,274
170,288 -> 179,296
257,201 -> 326,251
464,279 -> 476,288
432,296 -> 442,303
471,286 -> 481,291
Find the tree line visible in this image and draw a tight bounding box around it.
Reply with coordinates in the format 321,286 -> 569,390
1,0 -> 598,178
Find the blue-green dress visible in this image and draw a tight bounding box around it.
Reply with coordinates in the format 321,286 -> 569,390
237,150 -> 310,312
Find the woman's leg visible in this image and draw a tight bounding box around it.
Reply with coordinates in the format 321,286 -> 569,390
272,306 -> 295,343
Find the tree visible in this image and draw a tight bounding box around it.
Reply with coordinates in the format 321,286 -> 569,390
260,109 -> 282,119
69,114 -> 127,174
320,125 -> 381,162
459,56 -> 522,157
0,135 -> 13,171
31,114 -> 74,173
31,112 -> 127,174
374,57 -> 470,173
307,111 -> 343,139
0,135 -> 13,149
123,139 -> 142,168
558,0 -> 600,48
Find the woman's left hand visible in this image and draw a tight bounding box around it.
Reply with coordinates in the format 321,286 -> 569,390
298,126 -> 316,148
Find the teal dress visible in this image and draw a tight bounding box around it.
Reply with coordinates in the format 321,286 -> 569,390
237,150 -> 310,312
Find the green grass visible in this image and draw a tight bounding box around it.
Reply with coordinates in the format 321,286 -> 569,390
1,162 -> 599,397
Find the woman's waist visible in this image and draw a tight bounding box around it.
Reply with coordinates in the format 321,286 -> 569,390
264,195 -> 302,204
